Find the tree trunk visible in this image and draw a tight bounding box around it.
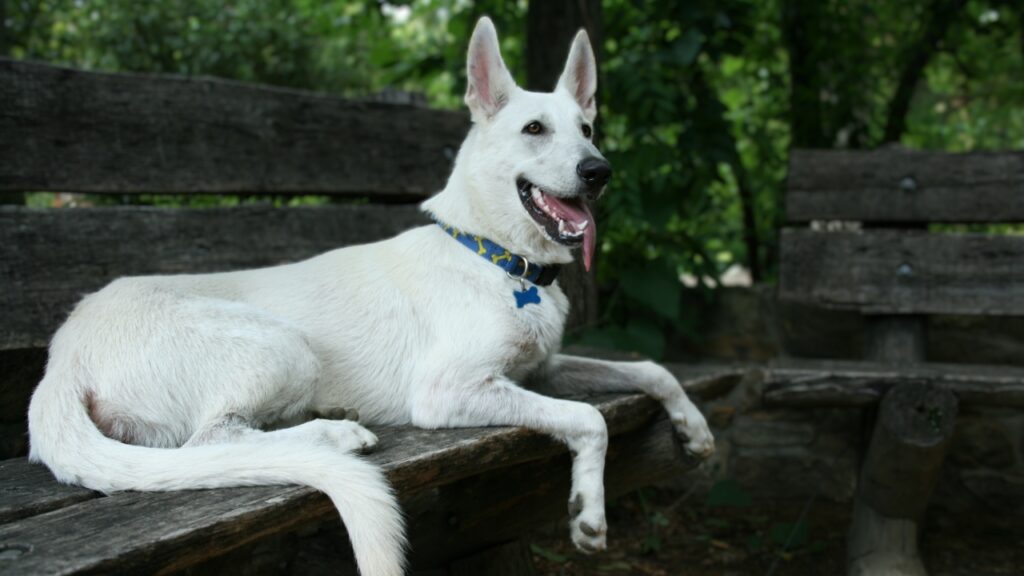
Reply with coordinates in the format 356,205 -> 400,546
0,0 -> 8,56
781,0 -> 829,148
525,0 -> 603,92
525,0 -> 603,330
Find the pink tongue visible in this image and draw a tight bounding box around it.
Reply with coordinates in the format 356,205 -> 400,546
544,195 -> 598,271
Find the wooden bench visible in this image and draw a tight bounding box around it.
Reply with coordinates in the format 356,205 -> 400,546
771,148 -> 1024,576
0,59 -> 742,574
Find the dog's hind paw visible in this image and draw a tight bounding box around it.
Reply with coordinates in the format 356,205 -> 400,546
311,406 -> 360,422
310,419 -> 379,454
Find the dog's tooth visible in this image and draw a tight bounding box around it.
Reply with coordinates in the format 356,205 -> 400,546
558,220 -> 566,234
531,187 -> 542,202
579,220 -> 589,231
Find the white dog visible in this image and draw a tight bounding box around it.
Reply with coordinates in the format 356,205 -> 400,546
28,17 -> 713,576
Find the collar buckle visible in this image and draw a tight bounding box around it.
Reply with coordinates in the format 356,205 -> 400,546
506,256 -> 529,290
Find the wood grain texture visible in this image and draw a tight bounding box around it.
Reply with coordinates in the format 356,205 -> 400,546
787,148 -> 1024,223
847,382 -> 958,576
779,229 -> 1024,315
0,459 -> 98,524
0,59 -> 468,196
0,204 -> 430,349
864,316 -> 925,364
0,367 -> 737,575
859,382 -> 958,519
763,359 -> 1024,407
248,416 -> 696,573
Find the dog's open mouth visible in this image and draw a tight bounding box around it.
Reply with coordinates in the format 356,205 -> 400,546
517,177 -> 597,270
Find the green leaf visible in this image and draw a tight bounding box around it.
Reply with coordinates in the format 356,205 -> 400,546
619,262 -> 681,320
529,543 -> 569,563
597,561 -> 635,572
650,511 -> 671,527
770,521 -> 808,549
624,318 -> 665,359
705,479 -> 752,508
671,28 -> 705,66
642,533 -> 663,554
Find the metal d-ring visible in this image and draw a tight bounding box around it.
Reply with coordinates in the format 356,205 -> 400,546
506,257 -> 529,290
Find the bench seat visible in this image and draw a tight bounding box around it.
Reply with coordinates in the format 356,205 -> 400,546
764,359 -> 1024,408
0,365 -> 742,575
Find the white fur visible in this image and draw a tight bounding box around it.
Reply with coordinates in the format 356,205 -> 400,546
27,18 -> 713,575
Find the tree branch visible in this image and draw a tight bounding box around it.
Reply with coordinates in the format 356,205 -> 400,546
881,0 -> 969,144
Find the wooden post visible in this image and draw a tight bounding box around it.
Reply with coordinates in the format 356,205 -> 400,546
847,381 -> 957,576
865,316 -> 926,364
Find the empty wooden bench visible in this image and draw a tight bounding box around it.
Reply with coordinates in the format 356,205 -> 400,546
771,148 -> 1024,576
0,59 -> 741,574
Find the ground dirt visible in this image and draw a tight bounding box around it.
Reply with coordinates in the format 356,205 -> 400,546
528,486 -> 1024,576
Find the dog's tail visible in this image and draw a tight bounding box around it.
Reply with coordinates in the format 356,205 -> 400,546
27,369 -> 406,576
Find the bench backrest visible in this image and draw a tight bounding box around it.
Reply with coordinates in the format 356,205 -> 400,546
779,148 -> 1024,361
0,58 -> 473,350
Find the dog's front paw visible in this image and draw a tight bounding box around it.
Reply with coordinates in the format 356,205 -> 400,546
672,413 -> 715,459
568,493 -> 607,553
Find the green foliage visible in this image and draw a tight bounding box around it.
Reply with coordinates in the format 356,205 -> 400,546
528,543 -> 569,563
705,478 -> 753,508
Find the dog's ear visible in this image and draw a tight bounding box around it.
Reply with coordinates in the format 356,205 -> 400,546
465,17 -> 516,122
556,29 -> 598,122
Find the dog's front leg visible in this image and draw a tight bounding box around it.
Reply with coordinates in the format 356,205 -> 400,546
411,376 -> 609,553
529,354 -> 715,458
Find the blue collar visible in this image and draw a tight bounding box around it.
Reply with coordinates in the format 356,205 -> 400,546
432,218 -> 562,287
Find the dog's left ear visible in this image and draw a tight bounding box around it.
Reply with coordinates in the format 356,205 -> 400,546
556,29 -> 598,122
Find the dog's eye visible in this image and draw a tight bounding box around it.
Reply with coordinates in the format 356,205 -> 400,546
523,121 -> 544,135
581,124 -> 593,139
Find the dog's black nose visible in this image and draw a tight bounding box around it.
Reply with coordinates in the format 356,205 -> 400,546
576,157 -> 612,189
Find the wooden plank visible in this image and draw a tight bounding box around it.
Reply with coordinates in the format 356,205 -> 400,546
0,366 -> 741,527
779,229 -> 1024,315
218,415 -> 697,573
0,382 -> 725,576
0,204 -> 430,349
763,359 -> 1024,407
0,59 -> 468,196
787,149 -> 1024,223
0,460 -> 98,524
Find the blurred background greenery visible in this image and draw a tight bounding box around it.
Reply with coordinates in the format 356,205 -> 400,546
3,0 -> 1023,358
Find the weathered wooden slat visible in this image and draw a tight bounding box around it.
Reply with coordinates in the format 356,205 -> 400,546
0,373 -> 733,576
0,365 -> 739,525
0,58 -> 468,196
0,460 -> 97,524
779,229 -> 1024,315
763,359 -> 1024,407
0,204 -> 430,349
787,149 -> 1024,223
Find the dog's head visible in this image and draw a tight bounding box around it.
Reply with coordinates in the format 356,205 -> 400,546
433,17 -> 610,270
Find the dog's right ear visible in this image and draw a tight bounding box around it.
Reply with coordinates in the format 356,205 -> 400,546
465,17 -> 516,122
